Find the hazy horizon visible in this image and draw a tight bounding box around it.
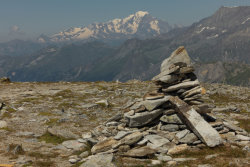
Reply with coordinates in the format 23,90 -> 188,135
1,0 -> 250,42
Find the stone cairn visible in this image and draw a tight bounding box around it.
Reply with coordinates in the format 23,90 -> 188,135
78,47 -> 247,166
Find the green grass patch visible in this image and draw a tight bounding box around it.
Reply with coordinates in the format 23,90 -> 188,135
38,131 -> 67,144
28,151 -> 58,159
173,145 -> 247,167
235,118 -> 250,133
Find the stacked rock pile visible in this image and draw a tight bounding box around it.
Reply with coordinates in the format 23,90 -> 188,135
152,46 -> 205,106
76,47 -> 249,167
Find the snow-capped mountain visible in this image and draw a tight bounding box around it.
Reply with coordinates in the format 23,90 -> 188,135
38,11 -> 172,43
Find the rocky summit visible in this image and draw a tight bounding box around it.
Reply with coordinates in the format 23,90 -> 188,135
0,47 -> 249,167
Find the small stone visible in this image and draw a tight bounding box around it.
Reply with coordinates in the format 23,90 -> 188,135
91,138 -> 118,154
80,153 -> 116,167
124,146 -> 157,157
151,160 -> 161,165
173,158 -> 197,162
179,133 -> 198,144
176,129 -> 190,140
95,99 -> 109,107
168,144 -> 188,155
144,93 -> 164,100
114,131 -> 132,140
160,114 -> 183,124
69,158 -> 79,164
62,140 -> 88,151
113,131 -> 143,148
143,96 -> 170,111
167,160 -> 177,166
145,135 -> 170,148
0,120 -> 7,128
223,122 -> 244,132
137,138 -> 148,145
79,151 -> 89,158
236,135 -> 250,141
161,124 -> 179,132
106,121 -> 119,127
156,154 -> 172,161
82,132 -> 92,139
118,145 -> 130,152
125,109 -> 163,128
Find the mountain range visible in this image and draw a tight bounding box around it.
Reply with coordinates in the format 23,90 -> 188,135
38,11 -> 172,43
0,7 -> 249,86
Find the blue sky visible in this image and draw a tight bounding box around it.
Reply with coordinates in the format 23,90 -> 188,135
0,0 -> 250,42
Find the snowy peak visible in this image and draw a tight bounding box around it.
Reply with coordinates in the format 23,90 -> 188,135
43,11 -> 172,43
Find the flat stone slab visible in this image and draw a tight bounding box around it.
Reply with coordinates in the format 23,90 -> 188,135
80,153 -> 116,167
162,80 -> 200,93
143,96 -> 170,111
145,135 -> 170,148
169,96 -> 222,147
62,140 -> 88,151
91,138 -> 118,154
124,146 -> 157,157
125,109 -> 163,127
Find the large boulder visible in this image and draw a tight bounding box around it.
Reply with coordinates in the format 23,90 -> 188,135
161,46 -> 191,74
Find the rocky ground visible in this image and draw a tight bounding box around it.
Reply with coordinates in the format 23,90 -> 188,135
0,80 -> 249,167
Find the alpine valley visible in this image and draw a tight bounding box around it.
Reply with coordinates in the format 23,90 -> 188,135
0,7 -> 249,86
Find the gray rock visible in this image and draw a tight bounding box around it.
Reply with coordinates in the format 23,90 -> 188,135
156,154 -> 172,161
105,111 -> 123,123
143,96 -> 170,111
80,153 -> 116,167
160,114 -> 183,124
169,96 -> 222,147
173,158 -> 197,162
137,138 -> 148,145
91,138 -> 118,154
62,140 -> 88,151
106,121 -> 119,127
124,146 -> 156,157
69,158 -> 79,164
151,160 -> 161,165
113,131 -> 143,148
236,135 -> 250,141
160,46 -> 191,74
145,135 -> 170,148
114,131 -> 132,140
162,80 -> 200,93
161,124 -> 179,132
179,133 -> 198,144
82,132 -> 93,139
144,93 -> 164,100
125,109 -> 163,128
181,86 -> 201,97
48,127 -> 79,139
79,151 -> 90,158
158,75 -> 179,84
95,99 -> 109,107
223,121 -> 244,132
0,120 -> 7,128
176,129 -> 190,140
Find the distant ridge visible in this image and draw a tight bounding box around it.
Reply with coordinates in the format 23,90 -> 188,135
38,11 -> 172,43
